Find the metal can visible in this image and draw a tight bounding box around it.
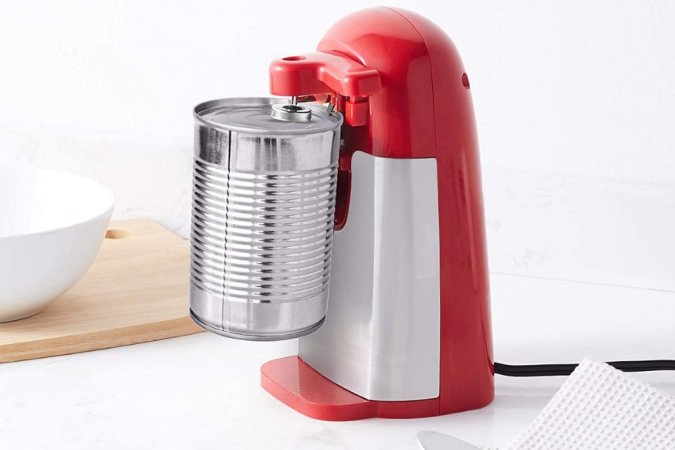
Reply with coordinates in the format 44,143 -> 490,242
190,97 -> 342,340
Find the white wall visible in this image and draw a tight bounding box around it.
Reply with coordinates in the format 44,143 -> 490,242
2,0 -> 675,290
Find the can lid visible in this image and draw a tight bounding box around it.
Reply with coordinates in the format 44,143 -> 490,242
194,97 -> 343,135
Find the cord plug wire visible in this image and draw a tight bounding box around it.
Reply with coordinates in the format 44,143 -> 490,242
494,360 -> 675,377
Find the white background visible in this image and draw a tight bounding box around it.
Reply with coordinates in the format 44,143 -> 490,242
1,2 -> 675,448
2,0 -> 675,292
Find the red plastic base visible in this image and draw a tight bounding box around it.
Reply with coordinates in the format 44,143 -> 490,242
261,356 -> 441,421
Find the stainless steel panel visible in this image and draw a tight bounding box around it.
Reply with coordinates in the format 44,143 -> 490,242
299,151 -> 441,400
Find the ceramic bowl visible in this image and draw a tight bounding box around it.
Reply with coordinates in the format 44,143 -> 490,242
0,167 -> 114,321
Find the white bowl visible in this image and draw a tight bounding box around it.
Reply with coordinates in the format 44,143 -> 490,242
0,167 -> 113,322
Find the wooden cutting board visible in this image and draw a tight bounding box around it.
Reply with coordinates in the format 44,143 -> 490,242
0,220 -> 203,363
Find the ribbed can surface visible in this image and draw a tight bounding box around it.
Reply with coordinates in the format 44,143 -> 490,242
190,98 -> 342,340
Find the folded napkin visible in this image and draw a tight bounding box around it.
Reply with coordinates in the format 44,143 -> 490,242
507,357 -> 675,449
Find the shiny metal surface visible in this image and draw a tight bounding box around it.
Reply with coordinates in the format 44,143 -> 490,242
299,151 -> 441,401
271,103 -> 312,122
190,97 -> 342,340
194,97 -> 339,135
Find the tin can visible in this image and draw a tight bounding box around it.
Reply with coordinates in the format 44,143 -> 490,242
190,97 -> 342,340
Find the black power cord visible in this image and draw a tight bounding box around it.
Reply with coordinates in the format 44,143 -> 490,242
494,360 -> 675,377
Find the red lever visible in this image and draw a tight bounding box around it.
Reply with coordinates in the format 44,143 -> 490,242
269,52 -> 381,99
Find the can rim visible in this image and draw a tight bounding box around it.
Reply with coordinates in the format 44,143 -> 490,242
193,97 -> 343,135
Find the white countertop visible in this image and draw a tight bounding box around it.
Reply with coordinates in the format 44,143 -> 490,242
1,273 -> 674,449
